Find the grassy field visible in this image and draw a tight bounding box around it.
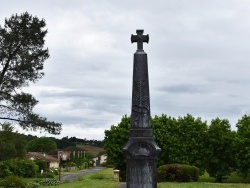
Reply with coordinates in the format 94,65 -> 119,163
40,168 -> 250,188
41,168 -> 120,188
200,172 -> 250,184
158,171 -> 250,187
1,168 -> 250,188
158,182 -> 250,188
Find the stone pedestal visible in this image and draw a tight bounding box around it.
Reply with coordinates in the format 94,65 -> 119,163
123,135 -> 161,188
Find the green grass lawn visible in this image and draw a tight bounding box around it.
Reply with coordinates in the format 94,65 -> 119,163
40,168 -> 250,188
199,171 -> 250,184
41,168 -> 120,188
157,171 -> 250,188
158,182 -> 250,188
1,168 -> 250,188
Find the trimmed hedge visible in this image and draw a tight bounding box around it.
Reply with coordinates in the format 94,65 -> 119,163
158,164 -> 199,182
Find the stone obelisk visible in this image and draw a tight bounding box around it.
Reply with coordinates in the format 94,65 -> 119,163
123,30 -> 161,188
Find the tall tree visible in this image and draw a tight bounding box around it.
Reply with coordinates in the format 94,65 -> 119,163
0,12 -> 61,134
176,114 -> 208,174
104,115 -> 130,181
205,118 -> 236,182
152,114 -> 208,174
26,137 -> 57,152
151,114 -> 178,166
235,115 -> 250,178
0,123 -> 27,160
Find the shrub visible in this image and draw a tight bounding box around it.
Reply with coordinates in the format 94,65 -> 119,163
3,176 -> 27,188
158,164 -> 199,182
0,159 -> 38,178
69,162 -> 76,167
27,182 -> 40,188
39,179 -> 59,186
53,169 -> 59,175
0,180 -> 4,187
101,162 -> 107,167
37,172 -> 54,178
81,162 -> 89,169
0,161 -> 13,178
16,160 -> 38,178
35,160 -> 47,172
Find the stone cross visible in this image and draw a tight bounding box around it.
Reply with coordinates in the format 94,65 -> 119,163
131,30 -> 149,51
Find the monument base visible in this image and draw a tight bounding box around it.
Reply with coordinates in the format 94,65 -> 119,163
123,134 -> 161,188
119,182 -> 126,188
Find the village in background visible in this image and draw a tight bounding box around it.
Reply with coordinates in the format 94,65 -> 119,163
0,126 -> 106,175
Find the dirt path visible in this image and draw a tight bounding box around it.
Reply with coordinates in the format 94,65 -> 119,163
60,167 -> 105,182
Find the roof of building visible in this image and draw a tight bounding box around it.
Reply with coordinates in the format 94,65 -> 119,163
47,149 -> 60,156
26,152 -> 59,162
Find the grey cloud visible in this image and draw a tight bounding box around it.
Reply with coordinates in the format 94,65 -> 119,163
159,84 -> 207,94
1,0 -> 250,139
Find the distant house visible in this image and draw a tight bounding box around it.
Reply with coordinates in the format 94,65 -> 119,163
93,154 -> 107,166
47,149 -> 69,161
26,152 -> 59,168
62,146 -> 86,160
48,146 -> 86,162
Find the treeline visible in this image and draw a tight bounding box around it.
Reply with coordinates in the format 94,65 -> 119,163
0,123 -> 104,161
24,135 -> 103,149
104,114 -> 250,182
53,136 -> 104,148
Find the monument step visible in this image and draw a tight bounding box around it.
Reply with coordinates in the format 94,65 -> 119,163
118,182 -> 126,188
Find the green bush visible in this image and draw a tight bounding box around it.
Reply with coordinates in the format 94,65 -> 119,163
53,169 -> 59,175
37,172 -> 54,178
106,165 -> 114,168
101,162 -> 107,167
35,160 -> 47,172
0,161 -> 13,178
3,176 -> 27,188
27,182 -> 40,188
16,160 -> 39,178
81,161 -> 89,169
158,164 -> 199,182
69,162 -> 76,167
0,159 -> 38,178
0,179 -> 5,187
39,179 -> 59,186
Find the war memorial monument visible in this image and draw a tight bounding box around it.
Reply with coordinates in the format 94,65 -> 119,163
122,30 -> 161,188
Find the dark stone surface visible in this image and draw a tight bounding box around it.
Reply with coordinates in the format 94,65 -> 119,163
123,30 -> 161,188
131,52 -> 150,128
131,30 -> 149,51
119,182 -> 127,188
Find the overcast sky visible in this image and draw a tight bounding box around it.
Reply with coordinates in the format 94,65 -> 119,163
1,1 -> 250,140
